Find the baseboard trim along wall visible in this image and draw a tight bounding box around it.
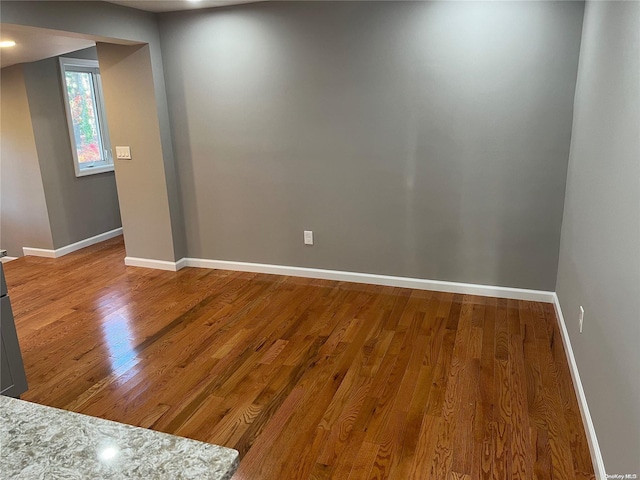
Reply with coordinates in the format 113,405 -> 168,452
124,256 -> 185,271
552,293 -> 606,480
176,257 -> 553,302
22,247 -> 57,259
23,228 -> 123,259
122,255 -> 555,302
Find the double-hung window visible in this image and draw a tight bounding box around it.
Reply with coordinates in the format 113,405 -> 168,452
59,57 -> 113,177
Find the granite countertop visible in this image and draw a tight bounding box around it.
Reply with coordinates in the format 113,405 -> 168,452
0,396 -> 239,479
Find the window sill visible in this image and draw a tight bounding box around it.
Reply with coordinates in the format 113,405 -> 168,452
75,164 -> 115,177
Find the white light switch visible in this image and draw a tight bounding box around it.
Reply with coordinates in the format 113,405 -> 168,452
115,146 -> 131,160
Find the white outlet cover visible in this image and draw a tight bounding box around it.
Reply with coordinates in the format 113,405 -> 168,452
304,230 -> 314,245
579,306 -> 584,333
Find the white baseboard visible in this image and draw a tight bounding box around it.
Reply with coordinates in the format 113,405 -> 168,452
121,255 -> 554,303
23,228 -> 123,259
175,258 -> 187,270
0,256 -> 18,263
22,247 -> 57,258
182,257 -> 555,302
552,293 -> 606,479
124,256 -> 182,272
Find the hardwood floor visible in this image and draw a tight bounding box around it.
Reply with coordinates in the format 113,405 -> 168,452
3,236 -> 594,479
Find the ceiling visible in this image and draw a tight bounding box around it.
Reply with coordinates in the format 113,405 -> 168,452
105,0 -> 265,13
0,24 -> 96,68
0,0 -> 270,68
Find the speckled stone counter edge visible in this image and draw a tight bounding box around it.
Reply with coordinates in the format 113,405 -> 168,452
0,396 -> 239,479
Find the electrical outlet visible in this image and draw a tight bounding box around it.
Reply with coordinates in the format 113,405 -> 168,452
304,230 -> 314,246
579,306 -> 584,333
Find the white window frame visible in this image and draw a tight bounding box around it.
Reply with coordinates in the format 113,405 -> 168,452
59,57 -> 113,177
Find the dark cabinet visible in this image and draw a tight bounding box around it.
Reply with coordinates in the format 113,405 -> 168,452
0,263 -> 28,398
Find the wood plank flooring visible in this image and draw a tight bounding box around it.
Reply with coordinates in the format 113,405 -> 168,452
3,236 -> 594,479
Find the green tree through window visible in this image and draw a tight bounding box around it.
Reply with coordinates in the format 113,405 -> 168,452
60,57 -> 112,177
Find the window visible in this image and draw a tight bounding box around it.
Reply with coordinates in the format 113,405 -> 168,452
59,57 -> 113,177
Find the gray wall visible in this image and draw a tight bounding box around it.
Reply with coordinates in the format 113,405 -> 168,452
2,1 -> 187,262
22,47 -> 122,249
0,64 -> 54,256
556,1 -> 640,475
159,1 -> 584,290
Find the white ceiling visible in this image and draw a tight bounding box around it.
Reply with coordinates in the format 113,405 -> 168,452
0,24 -> 96,68
105,0 -> 265,13
0,0 -> 260,68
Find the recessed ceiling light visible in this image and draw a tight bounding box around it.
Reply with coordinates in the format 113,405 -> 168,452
0,40 -> 16,48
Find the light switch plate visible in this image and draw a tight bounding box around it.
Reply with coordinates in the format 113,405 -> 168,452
115,146 -> 132,160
